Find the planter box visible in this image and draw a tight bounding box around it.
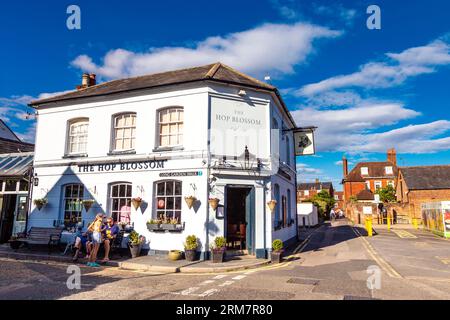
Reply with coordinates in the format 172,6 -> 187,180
185,249 -> 198,262
271,251 -> 283,264
160,224 -> 184,232
129,244 -> 142,258
211,250 -> 225,263
147,224 -> 161,231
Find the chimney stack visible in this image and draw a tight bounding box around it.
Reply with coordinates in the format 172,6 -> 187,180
387,148 -> 397,166
342,156 -> 348,178
77,73 -> 96,90
89,74 -> 96,87
315,178 -> 320,183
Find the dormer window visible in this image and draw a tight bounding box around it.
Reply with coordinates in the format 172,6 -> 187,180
361,167 -> 369,175
385,166 -> 393,175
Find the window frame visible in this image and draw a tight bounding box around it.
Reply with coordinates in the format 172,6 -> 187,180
66,118 -> 89,156
109,182 -> 133,223
361,167 -> 369,175
156,107 -> 184,150
374,181 -> 382,190
154,180 -> 183,222
62,183 -> 85,227
385,166 -> 393,175
111,113 -> 137,153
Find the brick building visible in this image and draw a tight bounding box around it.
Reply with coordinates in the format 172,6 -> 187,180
396,165 -> 450,220
333,191 -> 344,210
297,180 -> 334,203
342,148 -> 398,202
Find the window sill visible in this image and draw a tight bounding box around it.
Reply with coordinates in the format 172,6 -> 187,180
62,154 -> 88,159
152,146 -> 184,153
107,150 -> 137,156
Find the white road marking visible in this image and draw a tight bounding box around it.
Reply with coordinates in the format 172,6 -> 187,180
213,275 -> 227,279
200,280 -> 215,285
218,281 -> 234,287
232,275 -> 246,280
180,287 -> 200,295
198,289 -> 219,297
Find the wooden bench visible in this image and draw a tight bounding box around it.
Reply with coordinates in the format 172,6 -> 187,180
14,227 -> 64,253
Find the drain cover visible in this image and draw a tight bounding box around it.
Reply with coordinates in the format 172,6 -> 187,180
287,278 -> 320,285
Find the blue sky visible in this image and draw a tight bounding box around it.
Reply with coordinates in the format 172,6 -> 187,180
1,0 -> 449,190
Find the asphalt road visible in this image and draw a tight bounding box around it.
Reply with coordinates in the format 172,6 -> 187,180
1,220 -> 450,300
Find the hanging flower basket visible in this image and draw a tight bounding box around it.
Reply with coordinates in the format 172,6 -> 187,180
82,199 -> 95,212
131,197 -> 143,210
184,196 -> 197,210
208,198 -> 220,211
267,200 -> 277,213
33,198 -> 48,211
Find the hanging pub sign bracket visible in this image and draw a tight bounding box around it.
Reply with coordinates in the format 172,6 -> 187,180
283,126 -> 317,156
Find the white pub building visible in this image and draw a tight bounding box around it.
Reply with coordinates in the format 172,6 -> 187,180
29,63 -> 312,259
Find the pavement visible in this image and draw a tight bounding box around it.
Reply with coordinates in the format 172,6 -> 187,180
2,219 -> 450,300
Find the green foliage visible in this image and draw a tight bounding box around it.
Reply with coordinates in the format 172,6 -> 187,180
311,190 -> 336,219
33,198 -> 48,205
184,235 -> 198,250
272,239 -> 283,252
376,185 -> 397,203
210,236 -> 226,251
129,230 -> 143,245
349,195 -> 358,203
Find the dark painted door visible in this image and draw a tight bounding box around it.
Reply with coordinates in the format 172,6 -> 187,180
0,195 -> 17,243
245,187 -> 255,254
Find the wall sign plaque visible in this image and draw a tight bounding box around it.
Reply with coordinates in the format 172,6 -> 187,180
78,159 -> 167,173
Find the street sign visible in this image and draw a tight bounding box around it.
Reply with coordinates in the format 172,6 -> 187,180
363,206 -> 373,215
294,129 -> 315,156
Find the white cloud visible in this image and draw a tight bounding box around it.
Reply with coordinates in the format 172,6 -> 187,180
313,4 -> 357,25
71,22 -> 341,79
298,39 -> 450,96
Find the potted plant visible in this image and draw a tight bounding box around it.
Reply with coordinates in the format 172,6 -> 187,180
208,197 -> 220,211
271,239 -> 284,264
117,221 -> 128,231
128,230 -> 144,258
33,198 -> 48,211
168,250 -> 182,261
131,197 -> 143,210
184,235 -> 198,261
210,236 -> 226,263
146,219 -> 161,231
184,196 -> 197,210
82,199 -> 95,212
267,200 -> 277,212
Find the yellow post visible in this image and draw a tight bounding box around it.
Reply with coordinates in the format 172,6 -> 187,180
412,218 -> 418,229
367,217 -> 373,237
387,212 -> 391,231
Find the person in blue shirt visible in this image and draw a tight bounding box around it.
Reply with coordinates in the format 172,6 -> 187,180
72,227 -> 92,262
101,217 -> 120,263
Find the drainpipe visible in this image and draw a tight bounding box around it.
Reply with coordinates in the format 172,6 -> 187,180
25,166 -> 34,234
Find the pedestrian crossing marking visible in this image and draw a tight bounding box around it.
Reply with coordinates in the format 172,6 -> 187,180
218,281 -> 234,287
436,257 -> 450,265
393,230 -> 417,239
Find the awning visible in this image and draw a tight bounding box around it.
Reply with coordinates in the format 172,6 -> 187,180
0,152 -> 34,177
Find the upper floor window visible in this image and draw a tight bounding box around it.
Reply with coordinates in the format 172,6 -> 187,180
375,181 -> 382,190
68,119 -> 89,155
158,107 -> 183,148
385,166 -> 393,175
361,167 -> 369,175
113,113 -> 136,151
365,181 -> 371,190
388,180 -> 395,188
304,190 -> 310,196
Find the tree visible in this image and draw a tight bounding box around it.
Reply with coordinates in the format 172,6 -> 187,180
312,190 -> 336,219
376,185 -> 397,203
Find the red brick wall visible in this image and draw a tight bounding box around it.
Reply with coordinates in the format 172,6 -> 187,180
407,189 -> 450,219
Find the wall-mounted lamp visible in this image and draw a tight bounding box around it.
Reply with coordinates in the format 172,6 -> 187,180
238,89 -> 247,96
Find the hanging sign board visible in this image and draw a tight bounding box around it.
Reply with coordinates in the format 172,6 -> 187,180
293,129 -> 315,156
363,206 -> 373,215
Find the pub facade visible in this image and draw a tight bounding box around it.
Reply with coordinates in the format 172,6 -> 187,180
28,63 -> 299,259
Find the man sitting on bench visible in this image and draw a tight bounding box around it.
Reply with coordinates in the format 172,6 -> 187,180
72,226 -> 92,262
101,217 -> 119,263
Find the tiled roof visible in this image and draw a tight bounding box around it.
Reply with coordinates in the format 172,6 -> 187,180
29,63 -> 276,106
344,161 -> 398,182
356,189 -> 375,201
0,137 -> 34,154
298,182 -> 333,191
401,165 -> 450,190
